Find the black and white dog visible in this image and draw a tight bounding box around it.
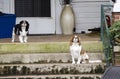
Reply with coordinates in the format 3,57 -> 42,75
12,20 -> 29,43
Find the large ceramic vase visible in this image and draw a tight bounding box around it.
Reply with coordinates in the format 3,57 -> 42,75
60,4 -> 75,35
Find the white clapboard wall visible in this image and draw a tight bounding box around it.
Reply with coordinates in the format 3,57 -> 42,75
72,0 -> 110,33
0,0 -> 3,12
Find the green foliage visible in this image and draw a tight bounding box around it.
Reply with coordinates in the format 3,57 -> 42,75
109,21 -> 120,39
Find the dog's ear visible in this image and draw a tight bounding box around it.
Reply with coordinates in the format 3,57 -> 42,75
19,20 -> 23,24
78,36 -> 81,45
69,35 -> 74,45
25,20 -> 29,31
25,20 -> 29,26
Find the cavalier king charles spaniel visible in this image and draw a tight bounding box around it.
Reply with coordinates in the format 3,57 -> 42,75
12,20 -> 29,43
70,35 -> 89,64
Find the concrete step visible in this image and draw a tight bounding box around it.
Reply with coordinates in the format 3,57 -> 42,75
114,46 -> 120,52
0,41 -> 104,79
0,63 -> 105,76
113,46 -> 120,65
0,53 -> 104,64
0,74 -> 102,79
115,59 -> 120,66
0,41 -> 103,53
114,55 -> 120,59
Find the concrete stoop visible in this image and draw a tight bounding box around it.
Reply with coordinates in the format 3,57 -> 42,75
0,63 -> 105,79
0,53 -> 104,64
0,75 -> 102,79
0,53 -> 105,79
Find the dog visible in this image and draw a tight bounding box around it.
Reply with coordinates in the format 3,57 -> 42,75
12,20 -> 29,43
70,35 -> 89,64
80,48 -> 89,63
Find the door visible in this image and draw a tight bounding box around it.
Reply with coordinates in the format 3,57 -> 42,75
14,0 -> 55,34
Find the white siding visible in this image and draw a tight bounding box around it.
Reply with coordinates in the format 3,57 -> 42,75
72,0 -> 110,33
1,0 -> 56,34
1,0 -> 111,34
0,0 -> 14,14
55,0 -> 63,34
0,0 -> 3,12
16,0 -> 56,34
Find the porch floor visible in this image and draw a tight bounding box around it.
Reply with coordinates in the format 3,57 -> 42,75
0,32 -> 100,43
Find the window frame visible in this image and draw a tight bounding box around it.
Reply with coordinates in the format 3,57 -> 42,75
15,0 -> 51,17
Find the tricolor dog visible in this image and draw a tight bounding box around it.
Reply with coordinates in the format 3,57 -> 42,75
70,35 -> 89,64
12,20 -> 29,43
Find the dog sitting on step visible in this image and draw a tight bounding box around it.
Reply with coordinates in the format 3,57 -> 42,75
12,20 -> 29,43
70,35 -> 89,64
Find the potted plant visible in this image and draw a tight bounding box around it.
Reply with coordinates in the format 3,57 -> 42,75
109,21 -> 120,45
59,0 -> 72,5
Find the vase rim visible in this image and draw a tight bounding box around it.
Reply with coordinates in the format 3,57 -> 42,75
65,4 -> 70,6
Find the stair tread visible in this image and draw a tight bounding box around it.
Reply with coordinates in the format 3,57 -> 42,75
115,55 -> 120,57
0,74 -> 102,78
0,53 -> 104,64
0,74 -> 102,76
0,62 -> 105,66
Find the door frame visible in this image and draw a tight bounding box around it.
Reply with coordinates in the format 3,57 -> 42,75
9,0 -> 56,34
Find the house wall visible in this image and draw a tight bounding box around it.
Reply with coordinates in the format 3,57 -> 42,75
112,12 -> 120,22
0,0 -> 56,34
0,0 -> 3,12
73,0 -> 110,33
55,0 -> 110,34
0,0 -> 14,13
55,0 -> 62,34
0,0 -> 111,34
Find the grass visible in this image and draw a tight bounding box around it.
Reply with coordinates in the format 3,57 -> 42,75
0,42 -> 103,54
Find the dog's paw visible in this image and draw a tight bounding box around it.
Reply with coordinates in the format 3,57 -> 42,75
20,41 -> 24,43
11,40 -> 14,43
24,40 -> 27,43
24,39 -> 27,43
72,62 -> 75,64
77,62 -> 80,64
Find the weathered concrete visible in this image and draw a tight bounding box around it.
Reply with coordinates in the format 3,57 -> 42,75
0,74 -> 102,79
0,53 -> 105,79
114,46 -> 120,52
0,53 -> 104,64
0,63 -> 105,76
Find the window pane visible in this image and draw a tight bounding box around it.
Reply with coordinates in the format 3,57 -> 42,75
15,0 -> 51,17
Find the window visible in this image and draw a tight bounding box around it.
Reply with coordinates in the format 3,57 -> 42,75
15,0 -> 51,17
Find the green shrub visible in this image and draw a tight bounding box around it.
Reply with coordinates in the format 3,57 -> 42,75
109,21 -> 120,44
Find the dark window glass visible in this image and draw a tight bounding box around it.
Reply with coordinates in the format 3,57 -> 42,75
15,0 -> 51,17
